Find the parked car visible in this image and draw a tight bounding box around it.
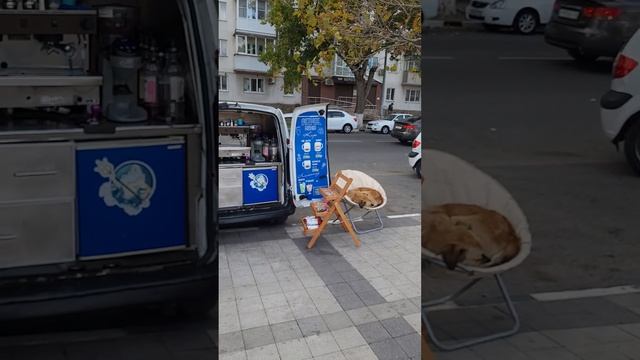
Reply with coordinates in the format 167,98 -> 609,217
465,0 -> 554,34
327,109 -> 358,133
391,116 -> 422,144
601,29 -> 640,174
366,113 -> 413,134
408,132 -> 422,178
545,0 -> 640,62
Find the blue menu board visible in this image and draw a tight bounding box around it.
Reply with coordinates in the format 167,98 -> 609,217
294,111 -> 329,202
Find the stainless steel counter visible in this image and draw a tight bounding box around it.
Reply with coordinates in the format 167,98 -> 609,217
0,122 -> 202,143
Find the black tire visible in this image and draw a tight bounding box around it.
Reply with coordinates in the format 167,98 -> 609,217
414,159 -> 422,179
513,9 -> 538,35
624,120 -> 640,175
568,49 -> 599,63
399,139 -> 409,145
343,124 -> 353,133
381,126 -> 390,134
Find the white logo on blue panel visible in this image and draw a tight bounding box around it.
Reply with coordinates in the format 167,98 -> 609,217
94,158 -> 157,216
248,172 -> 269,192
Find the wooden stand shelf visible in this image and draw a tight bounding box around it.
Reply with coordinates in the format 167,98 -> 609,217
301,171 -> 361,249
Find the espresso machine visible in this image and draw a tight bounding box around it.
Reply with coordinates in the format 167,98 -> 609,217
0,7 -> 100,112
97,5 -> 146,122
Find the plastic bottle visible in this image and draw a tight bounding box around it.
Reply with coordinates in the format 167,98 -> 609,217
159,40 -> 185,123
141,52 -> 161,120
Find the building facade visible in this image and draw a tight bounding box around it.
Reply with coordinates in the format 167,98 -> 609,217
217,0 -> 302,111
217,0 -> 421,116
300,53 -> 421,118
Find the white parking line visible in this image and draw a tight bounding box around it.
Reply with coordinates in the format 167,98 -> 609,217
531,285 -> 640,302
329,140 -> 363,143
387,213 -> 421,219
498,56 -> 573,61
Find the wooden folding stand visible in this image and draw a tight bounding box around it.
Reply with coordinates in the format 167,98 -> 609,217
301,171 -> 361,249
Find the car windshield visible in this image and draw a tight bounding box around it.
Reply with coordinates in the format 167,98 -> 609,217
382,115 -> 394,120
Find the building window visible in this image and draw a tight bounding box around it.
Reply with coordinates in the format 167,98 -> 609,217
218,74 -> 228,91
386,88 -> 395,101
246,36 -> 257,55
219,1 -> 227,20
237,36 -> 246,54
239,0 -> 267,20
404,57 -> 420,72
334,56 -> 353,77
237,35 -> 274,56
243,77 -> 264,93
405,89 -> 420,103
219,39 -> 228,57
284,86 -> 294,96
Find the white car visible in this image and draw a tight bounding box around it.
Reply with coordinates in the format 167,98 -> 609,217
366,113 -> 413,134
327,109 -> 358,133
601,29 -> 640,175
286,109 -> 356,133
465,0 -> 554,34
408,132 -> 422,178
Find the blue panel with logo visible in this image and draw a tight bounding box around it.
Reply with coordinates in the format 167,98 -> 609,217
243,167 -> 279,205
76,140 -> 186,257
293,111 -> 329,202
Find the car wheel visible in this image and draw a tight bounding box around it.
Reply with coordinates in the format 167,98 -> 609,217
568,49 -> 599,63
381,126 -> 390,134
513,9 -> 538,35
343,124 -> 353,133
624,120 -> 640,175
414,159 -> 422,179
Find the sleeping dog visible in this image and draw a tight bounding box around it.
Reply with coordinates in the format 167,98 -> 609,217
347,187 -> 384,208
422,204 -> 520,270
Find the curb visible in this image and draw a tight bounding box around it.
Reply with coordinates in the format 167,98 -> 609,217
424,19 -> 484,30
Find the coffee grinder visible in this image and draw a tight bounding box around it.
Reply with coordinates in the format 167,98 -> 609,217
98,5 -> 147,122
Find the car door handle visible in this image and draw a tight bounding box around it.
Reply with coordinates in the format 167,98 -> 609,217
0,234 -> 17,241
13,170 -> 59,178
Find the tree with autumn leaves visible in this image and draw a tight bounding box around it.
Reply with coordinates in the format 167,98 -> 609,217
260,0 -> 421,129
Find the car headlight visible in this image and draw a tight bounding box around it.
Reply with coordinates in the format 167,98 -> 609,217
490,0 -> 505,9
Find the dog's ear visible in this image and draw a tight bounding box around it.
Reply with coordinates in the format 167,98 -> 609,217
442,245 -> 466,270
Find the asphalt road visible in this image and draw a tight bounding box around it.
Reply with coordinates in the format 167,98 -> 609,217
423,30 -> 640,301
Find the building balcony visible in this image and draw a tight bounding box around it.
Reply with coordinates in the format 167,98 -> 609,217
236,17 -> 276,36
233,54 -> 269,74
402,70 -> 421,86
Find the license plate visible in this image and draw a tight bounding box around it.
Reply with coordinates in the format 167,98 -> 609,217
558,8 -> 580,20
395,125 -> 402,130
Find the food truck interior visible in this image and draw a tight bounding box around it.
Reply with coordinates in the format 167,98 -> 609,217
218,106 -> 295,225
0,0 -> 217,317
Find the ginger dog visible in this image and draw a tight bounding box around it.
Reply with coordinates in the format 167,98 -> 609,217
423,204 -> 520,270
348,187 -> 384,208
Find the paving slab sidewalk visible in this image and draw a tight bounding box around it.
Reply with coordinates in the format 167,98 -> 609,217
218,217 -> 421,360
427,292 -> 640,360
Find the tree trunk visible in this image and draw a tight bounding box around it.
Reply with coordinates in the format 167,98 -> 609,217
439,0 -> 457,17
353,65 -> 378,131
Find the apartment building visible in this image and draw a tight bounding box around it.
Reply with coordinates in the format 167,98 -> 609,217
301,53 -> 421,116
217,0 -> 420,115
217,0 -> 302,110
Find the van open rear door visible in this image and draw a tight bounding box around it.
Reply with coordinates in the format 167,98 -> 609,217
288,104 -> 331,208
